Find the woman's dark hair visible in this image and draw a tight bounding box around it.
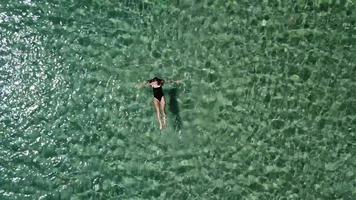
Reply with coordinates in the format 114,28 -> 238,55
148,77 -> 163,83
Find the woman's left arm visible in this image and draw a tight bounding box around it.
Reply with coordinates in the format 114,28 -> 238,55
165,80 -> 182,84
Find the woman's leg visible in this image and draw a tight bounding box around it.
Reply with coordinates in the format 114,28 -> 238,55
153,98 -> 163,129
160,97 -> 167,128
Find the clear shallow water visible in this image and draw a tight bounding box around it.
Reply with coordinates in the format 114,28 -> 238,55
1,0 -> 355,199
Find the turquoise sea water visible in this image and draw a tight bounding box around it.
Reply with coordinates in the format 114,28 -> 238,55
1,0 -> 356,199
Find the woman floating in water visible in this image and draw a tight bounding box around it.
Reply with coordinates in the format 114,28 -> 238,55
136,77 -> 181,130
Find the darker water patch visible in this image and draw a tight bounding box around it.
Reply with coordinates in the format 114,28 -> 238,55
167,88 -> 182,132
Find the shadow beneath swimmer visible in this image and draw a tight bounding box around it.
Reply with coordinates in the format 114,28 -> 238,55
167,88 -> 182,131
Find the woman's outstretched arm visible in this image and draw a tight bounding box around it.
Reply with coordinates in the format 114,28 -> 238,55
135,81 -> 150,89
164,80 -> 183,84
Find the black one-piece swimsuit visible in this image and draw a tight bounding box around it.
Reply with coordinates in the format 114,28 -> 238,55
153,87 -> 164,101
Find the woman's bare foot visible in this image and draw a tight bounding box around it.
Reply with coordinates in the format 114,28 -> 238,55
163,116 -> 167,128
159,122 -> 163,130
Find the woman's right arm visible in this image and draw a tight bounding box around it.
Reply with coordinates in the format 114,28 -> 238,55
135,82 -> 150,89
165,80 -> 183,84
